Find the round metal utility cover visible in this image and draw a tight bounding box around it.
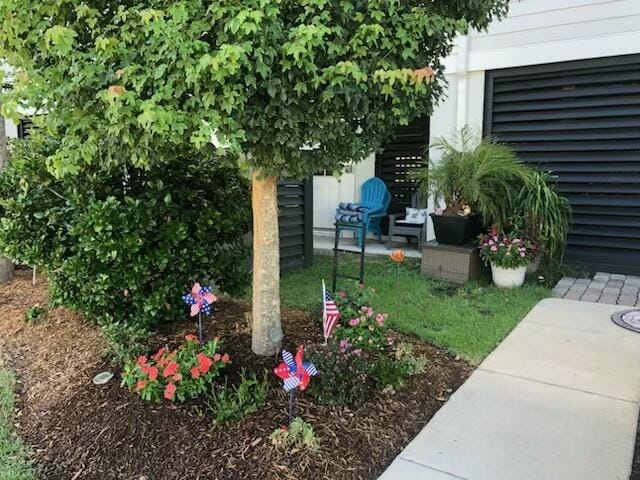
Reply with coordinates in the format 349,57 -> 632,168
92,371 -> 114,385
611,309 -> 640,333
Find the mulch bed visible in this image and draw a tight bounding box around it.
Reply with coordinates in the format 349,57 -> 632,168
0,269 -> 473,480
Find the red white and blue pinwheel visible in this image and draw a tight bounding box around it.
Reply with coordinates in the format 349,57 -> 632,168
182,282 -> 217,317
182,282 -> 217,343
274,345 -> 318,393
274,345 -> 318,424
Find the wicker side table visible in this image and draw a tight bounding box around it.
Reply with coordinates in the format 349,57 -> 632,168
421,240 -> 483,284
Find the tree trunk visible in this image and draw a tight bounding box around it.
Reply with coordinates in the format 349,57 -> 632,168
0,109 -> 14,283
251,171 -> 281,356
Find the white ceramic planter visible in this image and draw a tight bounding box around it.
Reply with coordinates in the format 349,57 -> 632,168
491,263 -> 527,289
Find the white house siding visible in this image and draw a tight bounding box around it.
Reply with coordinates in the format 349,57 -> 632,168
314,0 -> 640,243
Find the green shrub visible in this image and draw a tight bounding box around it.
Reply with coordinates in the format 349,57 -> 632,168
394,342 -> 427,376
0,135 -> 251,335
270,418 -> 320,453
369,355 -> 410,393
307,341 -> 372,407
206,369 -> 269,423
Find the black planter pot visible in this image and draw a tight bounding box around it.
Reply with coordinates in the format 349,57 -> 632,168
430,213 -> 482,246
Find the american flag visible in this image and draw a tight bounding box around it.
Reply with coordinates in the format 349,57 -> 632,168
322,280 -> 341,342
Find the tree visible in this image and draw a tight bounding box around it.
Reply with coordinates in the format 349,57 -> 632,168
0,108 -> 13,282
0,0 -> 509,355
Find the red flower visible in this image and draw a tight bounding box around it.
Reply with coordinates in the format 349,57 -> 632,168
190,367 -> 200,379
213,353 -> 221,362
164,383 -> 177,400
162,361 -> 179,378
185,334 -> 199,344
197,353 -> 213,374
221,353 -> 230,364
136,355 -> 147,365
135,380 -> 147,391
151,347 -> 165,361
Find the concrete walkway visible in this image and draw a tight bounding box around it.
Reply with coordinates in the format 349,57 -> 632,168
380,298 -> 640,480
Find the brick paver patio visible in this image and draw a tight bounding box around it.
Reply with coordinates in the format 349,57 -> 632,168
553,273 -> 640,307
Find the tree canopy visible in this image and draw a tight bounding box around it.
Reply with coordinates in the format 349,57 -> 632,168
0,0 -> 508,178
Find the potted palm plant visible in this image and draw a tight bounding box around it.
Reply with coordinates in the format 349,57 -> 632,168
478,226 -> 535,288
417,127 -> 531,246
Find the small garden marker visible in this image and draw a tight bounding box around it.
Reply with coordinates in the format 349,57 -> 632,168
390,249 -> 405,323
274,345 -> 317,424
182,282 -> 218,344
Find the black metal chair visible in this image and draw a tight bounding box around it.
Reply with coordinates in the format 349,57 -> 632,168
387,192 -> 428,249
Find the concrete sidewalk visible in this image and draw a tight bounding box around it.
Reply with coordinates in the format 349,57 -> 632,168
380,298 -> 640,480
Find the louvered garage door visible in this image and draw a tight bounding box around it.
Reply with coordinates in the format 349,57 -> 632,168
484,54 -> 640,275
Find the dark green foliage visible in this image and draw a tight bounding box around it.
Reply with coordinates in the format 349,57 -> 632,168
207,369 -> 269,423
369,355 -> 410,392
0,135 -> 251,330
307,341 -> 373,407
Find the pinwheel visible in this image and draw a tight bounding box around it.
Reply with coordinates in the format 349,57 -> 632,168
274,345 -> 317,424
182,282 -> 218,343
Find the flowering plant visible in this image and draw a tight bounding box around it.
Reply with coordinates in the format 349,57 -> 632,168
306,340 -> 372,407
334,305 -> 390,351
334,282 -> 376,321
121,334 -> 230,402
478,226 -> 535,269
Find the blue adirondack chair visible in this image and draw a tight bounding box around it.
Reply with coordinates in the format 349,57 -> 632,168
335,177 -> 391,248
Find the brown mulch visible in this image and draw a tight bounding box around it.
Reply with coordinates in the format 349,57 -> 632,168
0,269 -> 473,480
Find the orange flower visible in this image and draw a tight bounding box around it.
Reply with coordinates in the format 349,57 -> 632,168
190,367 -> 200,379
162,361 -> 179,378
164,383 -> 177,400
390,249 -> 405,263
151,347 -> 165,361
135,380 -> 147,391
149,367 -> 158,381
221,354 -> 230,364
197,353 -> 213,374
107,85 -> 126,96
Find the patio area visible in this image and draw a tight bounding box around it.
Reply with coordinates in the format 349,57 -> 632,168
313,233 -> 422,259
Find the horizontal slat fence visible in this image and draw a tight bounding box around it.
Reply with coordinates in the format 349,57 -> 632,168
278,179 -> 313,272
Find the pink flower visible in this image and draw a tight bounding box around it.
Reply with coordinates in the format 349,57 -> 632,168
190,366 -> 200,379
490,245 -> 497,252
357,283 -> 365,289
338,291 -> 346,298
368,325 -> 374,331
376,313 -> 385,326
513,238 -> 521,244
135,380 -> 147,391
213,353 -> 221,362
136,355 -> 147,366
366,307 -> 373,317
520,252 -> 526,257
349,318 -> 360,327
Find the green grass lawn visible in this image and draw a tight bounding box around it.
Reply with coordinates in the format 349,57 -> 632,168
0,369 -> 36,480
281,254 -> 549,363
